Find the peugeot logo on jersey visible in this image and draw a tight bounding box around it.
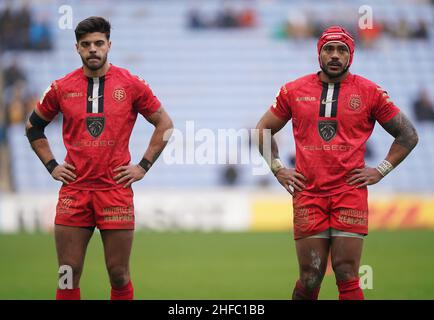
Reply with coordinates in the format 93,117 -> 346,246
86,116 -> 105,138
318,120 -> 337,142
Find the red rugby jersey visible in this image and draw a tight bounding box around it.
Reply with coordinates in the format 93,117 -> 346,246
270,72 -> 400,196
37,64 -> 161,190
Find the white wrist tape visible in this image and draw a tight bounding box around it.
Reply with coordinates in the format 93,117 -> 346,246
270,158 -> 284,175
376,160 -> 394,177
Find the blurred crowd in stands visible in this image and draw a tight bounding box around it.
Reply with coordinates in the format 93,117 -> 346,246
277,15 -> 429,48
0,3 -> 53,146
1,60 -> 39,132
0,4 -> 53,52
413,89 -> 434,122
188,6 -> 256,29
186,4 -> 430,47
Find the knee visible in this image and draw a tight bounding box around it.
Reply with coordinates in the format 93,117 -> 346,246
332,259 -> 359,281
299,266 -> 324,291
58,263 -> 83,288
107,264 -> 130,288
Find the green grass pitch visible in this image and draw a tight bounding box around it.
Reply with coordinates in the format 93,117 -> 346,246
0,230 -> 433,299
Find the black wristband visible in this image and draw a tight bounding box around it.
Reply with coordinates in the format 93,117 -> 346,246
45,159 -> 59,174
138,158 -> 153,172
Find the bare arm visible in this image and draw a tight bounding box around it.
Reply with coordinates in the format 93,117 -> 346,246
255,110 -> 288,163
255,110 -> 306,195
113,107 -> 174,187
25,109 -> 56,166
380,111 -> 418,167
142,107 -> 174,165
348,111 -> 418,188
25,108 -> 76,184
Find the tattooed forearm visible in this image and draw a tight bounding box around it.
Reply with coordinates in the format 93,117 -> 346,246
380,111 -> 419,151
379,111 -> 418,169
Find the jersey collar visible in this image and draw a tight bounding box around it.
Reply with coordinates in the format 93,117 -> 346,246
316,71 -> 353,86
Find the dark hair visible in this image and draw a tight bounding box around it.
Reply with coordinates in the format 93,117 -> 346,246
74,16 -> 111,42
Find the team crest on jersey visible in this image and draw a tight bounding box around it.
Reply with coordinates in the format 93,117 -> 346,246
348,94 -> 362,111
112,88 -> 126,102
318,120 -> 337,142
86,116 -> 105,138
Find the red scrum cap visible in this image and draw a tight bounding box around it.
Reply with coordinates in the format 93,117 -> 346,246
317,25 -> 355,69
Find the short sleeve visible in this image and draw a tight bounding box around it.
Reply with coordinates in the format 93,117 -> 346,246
269,85 -> 292,121
371,86 -> 400,124
36,82 -> 60,121
132,76 -> 162,117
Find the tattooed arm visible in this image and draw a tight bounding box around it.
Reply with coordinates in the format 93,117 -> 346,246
348,111 -> 418,188
379,111 -> 419,167
113,107 -> 174,188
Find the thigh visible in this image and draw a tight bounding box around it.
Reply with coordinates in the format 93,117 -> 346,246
93,187 -> 135,230
100,229 -> 134,269
330,236 -> 364,281
294,236 -> 330,292
295,237 -> 330,275
292,193 -> 330,240
54,225 -> 94,268
330,188 -> 368,235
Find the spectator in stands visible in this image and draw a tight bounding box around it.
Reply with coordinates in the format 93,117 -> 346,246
2,60 -> 27,123
412,19 -> 429,39
220,164 -> 239,186
237,7 -> 257,28
7,84 -> 26,125
358,20 -> 383,49
394,18 -> 412,39
284,11 -> 313,40
29,14 -> 53,50
187,5 -> 256,30
3,60 -> 26,89
17,3 -> 32,49
187,8 -> 207,29
413,89 -> 434,122
0,6 -> 18,51
216,6 -> 238,28
0,3 -> 52,51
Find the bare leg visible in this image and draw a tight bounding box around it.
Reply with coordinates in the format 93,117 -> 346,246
331,236 -> 364,300
292,237 -> 330,300
100,229 -> 134,288
331,237 -> 363,281
54,225 -> 94,289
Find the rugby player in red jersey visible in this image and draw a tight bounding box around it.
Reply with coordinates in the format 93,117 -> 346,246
25,17 -> 173,300
256,26 -> 418,299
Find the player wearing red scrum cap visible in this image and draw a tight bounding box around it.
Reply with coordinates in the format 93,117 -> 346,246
256,26 -> 418,299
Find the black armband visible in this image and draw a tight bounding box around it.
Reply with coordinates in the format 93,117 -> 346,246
45,159 -> 59,174
138,158 -> 153,172
26,111 -> 50,142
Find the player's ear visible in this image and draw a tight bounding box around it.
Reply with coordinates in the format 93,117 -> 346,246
75,43 -> 79,52
108,40 -> 111,51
